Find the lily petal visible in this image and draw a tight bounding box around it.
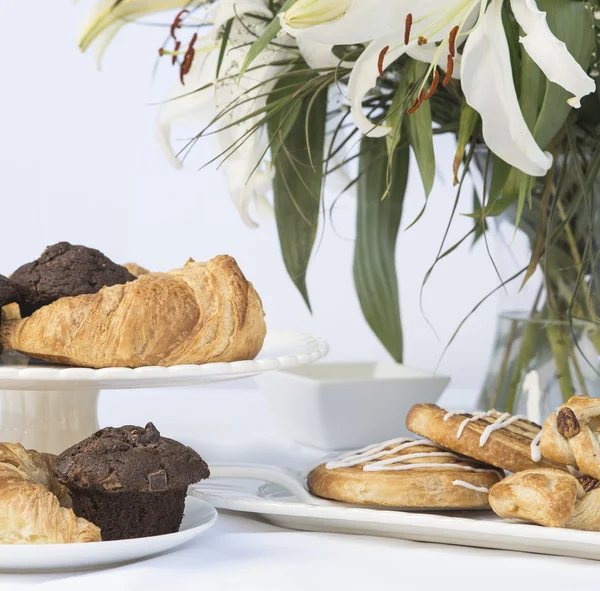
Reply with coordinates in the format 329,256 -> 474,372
461,0 -> 552,176
156,48 -> 217,170
286,0 -> 412,44
296,37 -> 348,70
510,0 -> 595,108
347,35 -> 411,137
80,0 -> 206,52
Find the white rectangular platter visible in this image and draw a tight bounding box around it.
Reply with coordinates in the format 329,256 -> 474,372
191,464 -> 600,561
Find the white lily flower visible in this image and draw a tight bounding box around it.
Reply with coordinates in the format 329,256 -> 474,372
82,0 -> 338,225
282,0 -> 596,177
157,0 -> 296,227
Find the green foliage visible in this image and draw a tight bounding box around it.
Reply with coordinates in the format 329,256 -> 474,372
268,77 -> 328,310
239,0 -> 298,79
405,62 -> 435,198
354,138 -> 409,362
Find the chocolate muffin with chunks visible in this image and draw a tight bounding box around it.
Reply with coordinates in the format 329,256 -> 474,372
54,423 -> 209,541
10,242 -> 135,317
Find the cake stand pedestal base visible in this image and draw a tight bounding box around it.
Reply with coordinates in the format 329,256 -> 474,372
0,389 -> 100,454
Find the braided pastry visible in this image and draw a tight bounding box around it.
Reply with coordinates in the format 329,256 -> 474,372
0,443 -> 101,544
540,396 -> 600,479
489,468 -> 600,531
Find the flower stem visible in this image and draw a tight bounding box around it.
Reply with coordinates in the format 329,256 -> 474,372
546,321 -> 576,403
504,319 -> 540,414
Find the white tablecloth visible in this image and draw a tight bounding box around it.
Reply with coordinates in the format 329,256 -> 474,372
1,383 -> 595,589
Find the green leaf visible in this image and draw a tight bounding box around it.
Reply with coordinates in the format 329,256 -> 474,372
385,78 -> 406,157
268,87 -> 327,310
406,61 -> 435,197
353,137 -> 409,362
472,189 -> 487,245
453,100 -> 479,185
533,0 -> 595,149
216,18 -> 233,79
488,156 -> 512,204
266,66 -> 312,159
239,0 -> 298,80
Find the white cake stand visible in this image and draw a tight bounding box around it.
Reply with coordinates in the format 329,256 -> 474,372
0,331 -> 328,454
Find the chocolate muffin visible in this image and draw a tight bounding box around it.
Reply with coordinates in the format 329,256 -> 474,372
0,275 -> 18,309
11,242 -> 136,317
54,423 -> 209,541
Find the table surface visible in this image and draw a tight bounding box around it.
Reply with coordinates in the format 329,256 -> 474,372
2,382 -> 597,589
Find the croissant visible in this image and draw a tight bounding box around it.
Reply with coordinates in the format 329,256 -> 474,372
0,443 -> 100,544
489,468 -> 600,531
0,443 -> 71,507
540,396 -> 600,480
0,478 -> 100,544
0,256 -> 266,368
122,262 -> 150,277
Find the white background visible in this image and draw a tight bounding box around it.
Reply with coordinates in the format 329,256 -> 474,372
0,1 -> 536,388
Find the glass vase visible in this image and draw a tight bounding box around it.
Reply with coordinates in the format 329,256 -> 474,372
478,312 -> 600,422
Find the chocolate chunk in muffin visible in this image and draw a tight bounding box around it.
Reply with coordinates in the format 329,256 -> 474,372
54,423 -> 209,540
10,242 -> 136,317
0,275 -> 18,309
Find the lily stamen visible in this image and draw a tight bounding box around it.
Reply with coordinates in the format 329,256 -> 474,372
418,36 -> 428,46
404,14 -> 412,46
448,26 -> 459,57
443,55 -> 454,86
170,9 -> 189,41
180,32 -> 198,85
425,69 -> 440,100
378,45 -> 390,77
173,41 -> 181,65
407,88 -> 426,114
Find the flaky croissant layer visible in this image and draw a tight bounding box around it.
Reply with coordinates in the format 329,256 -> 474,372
1,256 -> 266,369
0,443 -> 100,544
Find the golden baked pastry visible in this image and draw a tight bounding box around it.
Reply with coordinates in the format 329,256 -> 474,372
0,256 -> 266,368
489,468 -> 600,531
308,437 -> 503,508
122,262 -> 149,277
0,443 -> 71,507
0,443 -> 100,544
0,478 -> 100,544
540,396 -> 600,480
406,404 -> 565,474
2,302 -> 20,322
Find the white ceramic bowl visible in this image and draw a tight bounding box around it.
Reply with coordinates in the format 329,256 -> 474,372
255,362 -> 450,451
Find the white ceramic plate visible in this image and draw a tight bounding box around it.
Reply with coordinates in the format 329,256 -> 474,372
0,331 -> 329,390
0,496 -> 217,572
191,464 -> 600,561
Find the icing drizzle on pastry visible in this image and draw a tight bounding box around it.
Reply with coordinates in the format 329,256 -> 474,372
479,413 -> 524,446
452,480 -> 489,493
444,409 -> 526,446
443,410 -> 495,439
530,431 -> 542,462
324,438 -> 498,474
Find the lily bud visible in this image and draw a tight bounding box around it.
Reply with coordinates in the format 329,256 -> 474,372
280,0 -> 352,35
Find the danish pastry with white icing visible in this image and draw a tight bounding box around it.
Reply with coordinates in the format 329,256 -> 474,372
406,404 -> 565,474
308,437 -> 503,508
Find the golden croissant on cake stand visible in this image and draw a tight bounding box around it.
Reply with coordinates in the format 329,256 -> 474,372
0,254 -> 277,454
1,255 -> 266,368
0,253 -> 327,455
